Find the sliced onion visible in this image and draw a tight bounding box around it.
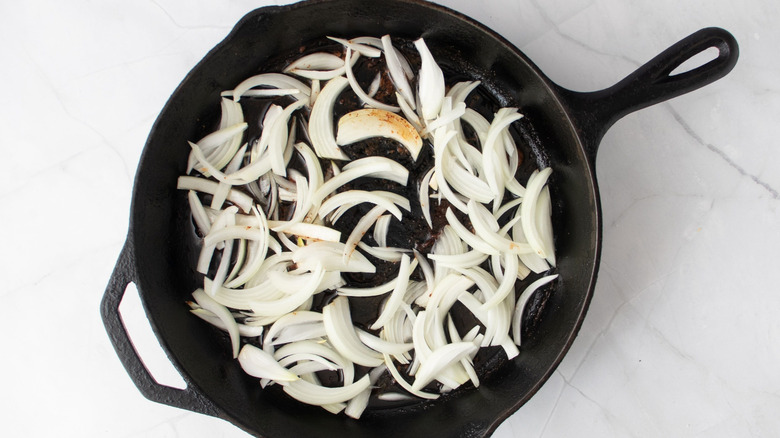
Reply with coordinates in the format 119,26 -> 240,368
247,267 -> 325,317
366,72 -> 381,98
264,311 -> 324,347
356,329 -> 413,356
344,48 -> 400,113
419,167 -> 435,228
337,272 -> 400,297
370,254 -> 413,330
411,341 -> 478,391
323,296 -> 383,367
432,127 -> 468,213
274,340 -> 355,384
382,353 -> 440,400
344,365 -> 385,419
187,190 -> 211,236
422,101 -> 466,135
442,152 -> 493,203
536,185 -> 556,267
284,52 -> 351,79
283,374 -> 370,406
192,289 -> 241,358
188,307 -> 264,338
221,88 -> 301,98
268,221 -> 341,242
482,108 -> 524,199
337,109 -> 423,160
311,157 -> 409,206
444,207 -> 498,256
344,205 -> 387,261
187,122 -> 248,174
414,38 -> 445,121
223,206 -> 270,288
327,36 -> 382,57
373,214 -> 391,247
179,33 -> 563,415
197,206 -> 238,273
293,241 -> 376,273
519,167 -> 553,258
511,274 -> 558,346
177,176 -> 253,213
428,250 -> 488,269
467,199 -> 533,255
266,100 -> 306,176
381,35 -> 416,109
480,252 -> 519,310
238,344 -> 299,382
308,76 -> 351,160
230,73 -> 311,103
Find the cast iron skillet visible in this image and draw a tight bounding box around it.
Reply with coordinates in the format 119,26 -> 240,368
100,0 -> 738,436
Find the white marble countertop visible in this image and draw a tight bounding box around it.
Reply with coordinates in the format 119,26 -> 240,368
2,0 -> 778,436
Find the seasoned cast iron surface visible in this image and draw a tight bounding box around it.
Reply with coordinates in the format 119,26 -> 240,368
185,35 -> 558,408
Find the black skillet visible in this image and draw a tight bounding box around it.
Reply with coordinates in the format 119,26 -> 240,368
100,0 -> 738,436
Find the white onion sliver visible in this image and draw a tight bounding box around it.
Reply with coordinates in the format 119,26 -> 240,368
344,48 -> 400,113
308,76 -> 350,160
231,73 -> 311,103
238,344 -> 299,382
188,308 -> 264,338
283,375 -> 370,406
192,289 -> 241,358
311,157 -> 409,206
344,205 -> 387,261
414,38 -> 445,121
419,167 -> 435,229
327,36 -> 382,57
371,254 -> 413,330
177,176 -> 253,213
284,51 -> 346,72
373,214 -> 391,247
382,353 -> 440,400
381,35 -> 416,109
519,167 -> 553,258
322,296 -> 383,367
511,274 -> 559,346
411,341 -> 478,391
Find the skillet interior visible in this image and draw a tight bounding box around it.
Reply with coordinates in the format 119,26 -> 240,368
129,0 -> 600,436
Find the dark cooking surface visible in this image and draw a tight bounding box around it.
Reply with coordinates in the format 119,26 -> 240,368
187,34 -> 559,408
101,0 -> 737,437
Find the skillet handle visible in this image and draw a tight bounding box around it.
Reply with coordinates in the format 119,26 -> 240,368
100,239 -> 220,418
558,27 -> 739,163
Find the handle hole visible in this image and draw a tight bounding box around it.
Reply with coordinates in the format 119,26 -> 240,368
669,46 -> 720,77
119,282 -> 188,390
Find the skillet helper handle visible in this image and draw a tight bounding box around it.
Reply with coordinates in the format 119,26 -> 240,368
560,27 -> 739,163
100,239 -> 219,417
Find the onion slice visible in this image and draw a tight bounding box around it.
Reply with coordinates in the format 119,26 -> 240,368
370,254 -> 413,330
177,176 -> 253,213
238,344 -> 299,382
411,341 -> 478,391
283,374 -> 371,406
414,38 -> 445,121
230,73 -> 311,103
519,168 -> 553,258
308,76 -> 351,160
323,296 -> 383,367
381,35 -> 416,109
192,289 -> 241,358
337,109 -> 423,160
511,274 -> 558,345
344,48 -> 400,113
